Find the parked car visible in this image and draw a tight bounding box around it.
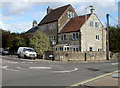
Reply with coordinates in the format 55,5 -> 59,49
0,49 -> 10,55
17,47 -> 37,59
0,48 -> 3,55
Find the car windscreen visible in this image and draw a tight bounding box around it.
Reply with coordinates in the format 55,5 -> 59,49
24,49 -> 35,52
4,49 -> 9,51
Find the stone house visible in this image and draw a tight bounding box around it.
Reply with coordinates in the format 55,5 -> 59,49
38,4 -> 77,45
56,13 -> 106,52
27,4 -> 106,52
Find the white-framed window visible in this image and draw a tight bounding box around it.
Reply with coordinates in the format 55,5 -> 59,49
49,35 -> 56,41
90,21 -> 94,27
95,22 -> 99,27
76,48 -> 79,52
61,34 -> 67,41
72,32 -> 79,40
67,11 -> 74,18
73,47 -> 79,52
55,48 -> 58,51
73,48 -> 76,52
89,47 -> 93,52
60,47 -> 63,51
98,48 -> 102,52
96,35 -> 100,40
71,12 -> 74,18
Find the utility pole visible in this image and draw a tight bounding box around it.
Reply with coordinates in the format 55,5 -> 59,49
106,14 -> 109,60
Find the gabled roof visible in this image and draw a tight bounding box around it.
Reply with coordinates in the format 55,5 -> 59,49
60,14 -> 91,33
38,4 -> 71,25
26,26 -> 38,33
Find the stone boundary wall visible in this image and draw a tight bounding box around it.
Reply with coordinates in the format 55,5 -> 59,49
53,51 -> 106,61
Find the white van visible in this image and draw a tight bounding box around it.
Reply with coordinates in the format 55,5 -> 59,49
17,47 -> 37,59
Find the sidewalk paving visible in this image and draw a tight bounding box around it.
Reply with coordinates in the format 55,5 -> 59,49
83,73 -> 120,88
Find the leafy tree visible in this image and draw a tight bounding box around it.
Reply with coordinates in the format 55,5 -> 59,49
109,26 -> 120,53
2,30 -> 12,49
9,33 -> 28,53
30,30 -> 50,56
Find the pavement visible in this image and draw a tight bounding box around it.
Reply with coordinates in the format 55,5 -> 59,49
83,73 -> 119,87
70,71 -> 120,88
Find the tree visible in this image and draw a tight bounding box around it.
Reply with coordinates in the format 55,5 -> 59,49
30,30 -> 50,56
2,30 -> 12,49
109,26 -> 120,53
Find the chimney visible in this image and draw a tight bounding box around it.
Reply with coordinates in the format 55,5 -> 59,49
47,6 -> 52,14
90,6 -> 95,14
33,20 -> 38,27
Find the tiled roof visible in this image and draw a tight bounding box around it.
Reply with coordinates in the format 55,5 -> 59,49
60,14 -> 91,33
38,4 -> 71,25
26,26 -> 38,33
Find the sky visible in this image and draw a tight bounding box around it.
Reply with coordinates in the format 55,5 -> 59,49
0,0 -> 119,33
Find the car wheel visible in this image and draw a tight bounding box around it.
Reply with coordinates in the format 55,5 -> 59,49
33,58 -> 35,60
18,54 -> 21,58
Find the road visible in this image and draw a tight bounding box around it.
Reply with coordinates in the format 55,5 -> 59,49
0,55 -> 119,87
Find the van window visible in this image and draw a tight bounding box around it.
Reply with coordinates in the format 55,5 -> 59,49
25,49 -> 35,52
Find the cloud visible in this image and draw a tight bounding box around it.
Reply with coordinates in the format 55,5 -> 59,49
1,21 -> 32,33
2,1 -> 34,16
1,0 -> 118,33
33,10 -> 46,21
1,0 -> 119,2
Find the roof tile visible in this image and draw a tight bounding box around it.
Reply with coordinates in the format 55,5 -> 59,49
39,4 -> 71,25
60,14 -> 91,33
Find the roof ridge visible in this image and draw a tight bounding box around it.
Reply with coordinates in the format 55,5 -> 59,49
39,4 -> 71,25
52,4 -> 71,11
60,14 -> 91,33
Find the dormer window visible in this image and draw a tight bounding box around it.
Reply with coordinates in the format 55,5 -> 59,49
67,11 -> 74,18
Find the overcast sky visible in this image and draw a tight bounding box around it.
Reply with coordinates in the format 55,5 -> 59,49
0,0 -> 119,33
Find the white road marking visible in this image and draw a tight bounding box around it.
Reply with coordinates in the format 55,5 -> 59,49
16,67 -> 22,70
11,62 -> 19,64
29,67 -> 52,70
2,66 -> 20,72
28,62 -> 33,63
111,63 -> 118,65
20,62 -> 26,63
53,68 -> 78,73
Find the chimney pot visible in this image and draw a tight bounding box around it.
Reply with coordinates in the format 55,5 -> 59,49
90,6 -> 95,14
47,6 -> 52,14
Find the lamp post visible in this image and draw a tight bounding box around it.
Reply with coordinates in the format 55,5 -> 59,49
106,14 -> 109,60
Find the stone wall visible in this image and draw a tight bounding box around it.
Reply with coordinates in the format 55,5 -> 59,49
80,14 -> 106,52
53,51 -> 106,61
111,53 -> 120,60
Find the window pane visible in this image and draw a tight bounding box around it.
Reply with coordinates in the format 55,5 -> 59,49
89,47 -> 93,51
90,21 -> 93,27
76,33 -> 79,39
96,35 -> 99,40
73,33 -> 75,40
73,48 -> 76,52
76,48 -> 79,52
64,34 -> 66,40
95,22 -> 99,27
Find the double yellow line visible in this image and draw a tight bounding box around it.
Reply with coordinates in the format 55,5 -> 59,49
68,70 -> 120,88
